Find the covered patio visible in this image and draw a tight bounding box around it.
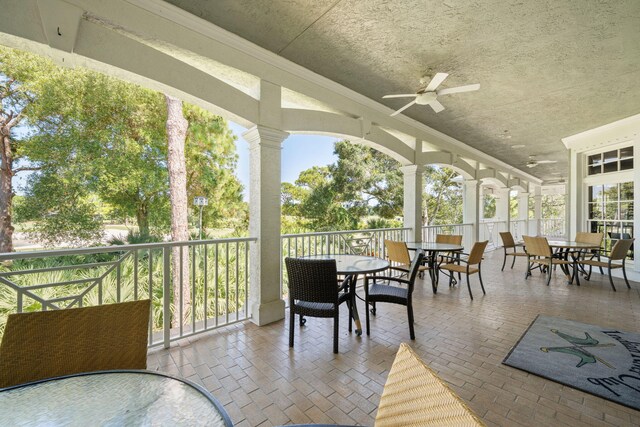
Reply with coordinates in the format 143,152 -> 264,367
1,0 -> 640,426
148,250 -> 640,426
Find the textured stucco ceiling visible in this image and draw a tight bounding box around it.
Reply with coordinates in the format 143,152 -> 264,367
166,0 -> 640,180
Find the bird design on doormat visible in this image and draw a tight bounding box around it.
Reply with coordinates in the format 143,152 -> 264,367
540,329 -> 616,369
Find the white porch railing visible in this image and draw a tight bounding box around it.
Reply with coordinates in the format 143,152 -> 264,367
509,219 -> 528,241
539,218 -> 566,238
281,227 -> 410,296
0,238 -> 255,348
478,220 -> 508,249
421,223 -> 474,242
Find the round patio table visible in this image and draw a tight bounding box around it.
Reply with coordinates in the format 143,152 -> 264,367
302,254 -> 389,336
405,242 -> 464,293
0,370 -> 233,426
547,240 -> 601,284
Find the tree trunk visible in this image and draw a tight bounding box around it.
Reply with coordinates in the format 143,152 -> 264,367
135,203 -> 150,237
165,95 -> 190,327
0,127 -> 14,253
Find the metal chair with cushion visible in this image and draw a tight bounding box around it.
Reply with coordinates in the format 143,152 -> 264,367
439,241 -> 488,300
522,235 -> 574,286
384,239 -> 429,278
364,252 -> 424,340
575,239 -> 634,291
499,231 -> 527,271
0,299 -> 151,389
285,257 -> 351,354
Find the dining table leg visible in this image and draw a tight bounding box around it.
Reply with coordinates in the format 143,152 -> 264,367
348,274 -> 363,336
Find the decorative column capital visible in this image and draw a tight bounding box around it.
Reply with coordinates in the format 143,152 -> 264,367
399,164 -> 424,175
242,125 -> 288,148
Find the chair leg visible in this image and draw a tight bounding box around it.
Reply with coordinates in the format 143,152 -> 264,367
501,248 -> 507,271
546,262 -> 552,286
365,298 -> 371,336
333,311 -> 339,354
466,274 -> 473,300
347,300 -> 352,333
623,263 -> 631,289
478,266 -> 486,295
289,308 -> 295,348
407,304 -> 415,340
511,254 -> 517,269
575,265 -> 581,286
608,268 -> 617,292
525,256 -> 531,279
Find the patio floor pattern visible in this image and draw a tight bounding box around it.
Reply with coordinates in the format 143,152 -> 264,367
147,250 -> 640,426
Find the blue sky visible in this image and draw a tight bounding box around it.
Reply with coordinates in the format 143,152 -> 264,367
229,122 -> 338,201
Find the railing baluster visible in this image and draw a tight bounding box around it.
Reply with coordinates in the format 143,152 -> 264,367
215,243 -> 219,327
225,242 -> 230,324
204,243 -> 208,329
163,247 -> 171,349
244,242 -> 249,319
235,242 -> 239,321
191,244 -> 196,333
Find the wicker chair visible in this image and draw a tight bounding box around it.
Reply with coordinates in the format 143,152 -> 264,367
434,234 -> 463,283
375,343 -> 485,426
0,299 -> 151,389
439,241 -> 488,300
522,235 -> 574,286
364,252 -> 424,340
499,231 -> 527,271
574,231 -> 604,278
575,239 -> 634,291
384,239 -> 429,278
285,258 -> 350,354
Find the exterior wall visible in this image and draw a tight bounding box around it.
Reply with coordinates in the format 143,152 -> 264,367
564,114 -> 640,279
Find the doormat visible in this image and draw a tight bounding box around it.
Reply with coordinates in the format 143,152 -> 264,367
503,314 -> 640,410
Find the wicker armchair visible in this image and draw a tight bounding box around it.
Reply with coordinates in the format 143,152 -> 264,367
499,231 -> 527,271
285,258 -> 350,354
0,299 -> 151,389
435,234 -> 463,283
575,238 -> 634,291
364,252 -> 424,340
375,343 -> 485,426
384,239 -> 429,278
522,235 -> 574,286
574,231 -> 604,278
439,241 -> 488,300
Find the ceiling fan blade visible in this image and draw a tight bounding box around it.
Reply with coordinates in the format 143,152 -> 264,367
390,100 -> 416,117
425,73 -> 449,91
429,100 -> 445,113
437,83 -> 481,96
537,160 -> 558,164
382,94 -> 417,99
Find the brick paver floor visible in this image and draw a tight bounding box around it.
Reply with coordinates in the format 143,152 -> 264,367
147,250 -> 640,426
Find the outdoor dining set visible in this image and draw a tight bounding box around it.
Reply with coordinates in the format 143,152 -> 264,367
286,231 -> 635,355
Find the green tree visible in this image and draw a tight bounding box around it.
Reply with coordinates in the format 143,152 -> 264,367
3,46 -> 245,246
0,46 -> 62,251
422,166 -> 462,225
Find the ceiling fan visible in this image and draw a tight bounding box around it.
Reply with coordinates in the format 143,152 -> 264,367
383,73 -> 480,116
526,156 -> 558,168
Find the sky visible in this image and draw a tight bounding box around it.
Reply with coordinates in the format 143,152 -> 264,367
228,121 -> 338,201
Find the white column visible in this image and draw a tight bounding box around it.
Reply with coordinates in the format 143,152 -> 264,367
496,188 -> 511,234
568,148 -> 582,238
463,180 -> 480,249
400,165 -> 424,242
516,191 -> 529,240
533,186 -> 543,236
243,125 -> 288,326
